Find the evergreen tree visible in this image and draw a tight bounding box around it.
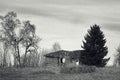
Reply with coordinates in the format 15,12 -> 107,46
81,24 -> 110,67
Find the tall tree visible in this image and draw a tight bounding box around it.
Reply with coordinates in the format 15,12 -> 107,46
0,12 -> 40,67
0,12 -> 22,67
114,45 -> 120,67
81,24 -> 110,67
20,21 -> 40,67
0,33 -> 10,67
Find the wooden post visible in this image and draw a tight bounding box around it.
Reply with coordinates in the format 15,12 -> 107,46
58,58 -> 59,66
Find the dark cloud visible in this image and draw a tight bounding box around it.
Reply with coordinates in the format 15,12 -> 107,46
102,23 -> 120,32
31,0 -> 120,6
0,0 -> 120,32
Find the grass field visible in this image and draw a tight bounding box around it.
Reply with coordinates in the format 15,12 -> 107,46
0,67 -> 120,80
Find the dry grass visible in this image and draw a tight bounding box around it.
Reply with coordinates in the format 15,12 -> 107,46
60,65 -> 96,73
0,67 -> 120,80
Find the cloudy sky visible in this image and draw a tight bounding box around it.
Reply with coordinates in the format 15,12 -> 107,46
0,0 -> 120,65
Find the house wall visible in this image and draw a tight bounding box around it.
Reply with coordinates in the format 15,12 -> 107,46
44,57 -> 59,67
44,57 -> 81,67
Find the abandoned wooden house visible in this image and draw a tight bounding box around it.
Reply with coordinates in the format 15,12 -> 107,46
44,50 -> 84,67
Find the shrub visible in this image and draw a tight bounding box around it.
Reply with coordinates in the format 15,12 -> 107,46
60,65 -> 96,74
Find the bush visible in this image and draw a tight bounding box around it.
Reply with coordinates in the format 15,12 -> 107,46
60,65 -> 96,74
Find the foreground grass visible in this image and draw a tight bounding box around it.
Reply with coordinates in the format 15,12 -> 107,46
0,67 -> 120,80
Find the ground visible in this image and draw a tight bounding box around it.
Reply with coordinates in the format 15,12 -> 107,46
0,67 -> 120,80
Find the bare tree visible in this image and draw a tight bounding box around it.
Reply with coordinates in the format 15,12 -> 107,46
0,12 -> 22,66
0,12 -> 41,67
25,50 -> 41,67
0,12 -> 20,67
0,12 -> 23,67
0,30 -> 14,67
52,42 -> 61,52
0,37 -> 9,67
20,21 -> 40,67
114,45 -> 120,67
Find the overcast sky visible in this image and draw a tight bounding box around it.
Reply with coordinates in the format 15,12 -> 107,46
0,0 -> 120,65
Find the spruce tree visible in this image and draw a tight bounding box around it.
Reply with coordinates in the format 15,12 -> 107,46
81,24 -> 110,67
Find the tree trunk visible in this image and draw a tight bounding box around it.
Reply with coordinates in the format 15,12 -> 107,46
3,47 -> 7,67
3,43 -> 8,67
16,43 -> 21,67
23,47 -> 28,67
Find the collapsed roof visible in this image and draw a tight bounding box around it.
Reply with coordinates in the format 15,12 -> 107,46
44,50 -> 84,59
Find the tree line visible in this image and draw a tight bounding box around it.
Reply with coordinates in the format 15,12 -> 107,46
0,11 -> 120,68
0,12 -> 41,67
